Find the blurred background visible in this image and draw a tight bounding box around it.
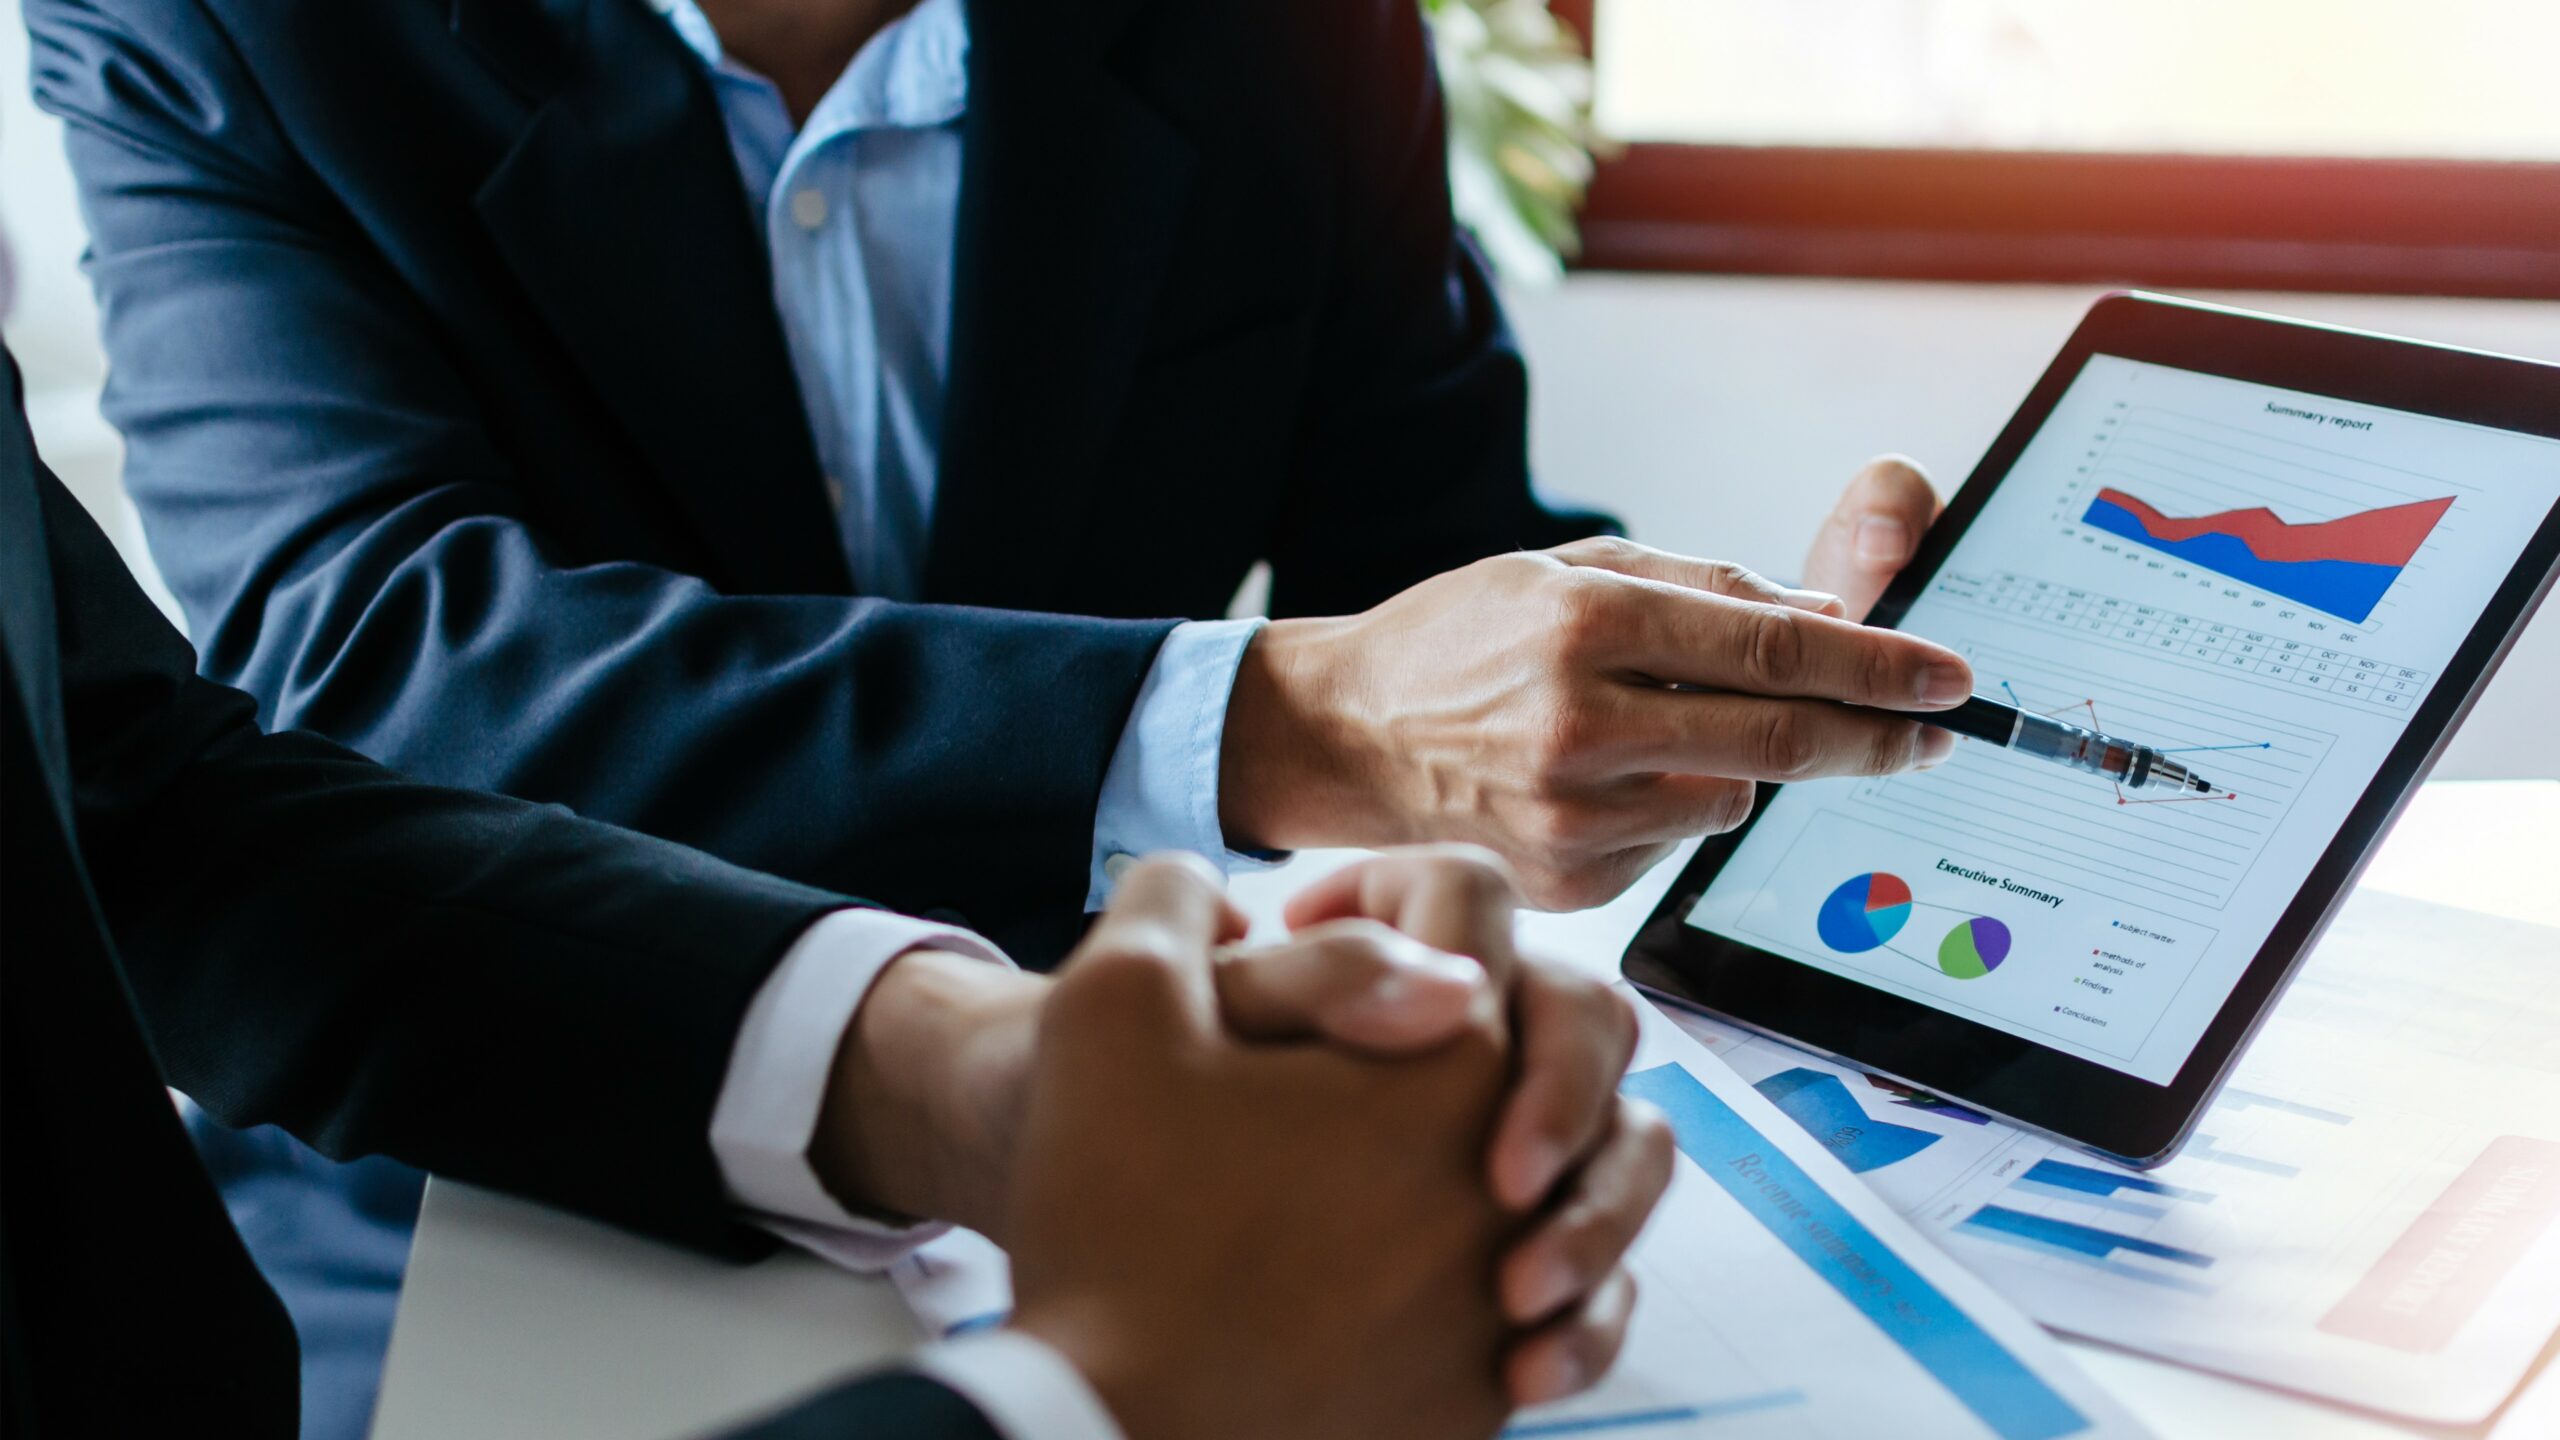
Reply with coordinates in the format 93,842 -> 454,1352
1599,0 -> 2560,159
5,0 -> 2557,768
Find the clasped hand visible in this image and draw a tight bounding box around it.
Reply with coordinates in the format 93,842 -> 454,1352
816,849 -> 1673,1440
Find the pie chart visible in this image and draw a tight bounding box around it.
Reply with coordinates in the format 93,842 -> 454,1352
1938,917 -> 2012,979
1817,872 -> 1912,953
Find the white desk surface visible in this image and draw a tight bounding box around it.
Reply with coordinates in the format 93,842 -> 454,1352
373,781 -> 2560,1440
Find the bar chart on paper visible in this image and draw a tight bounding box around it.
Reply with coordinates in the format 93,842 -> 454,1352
1500,1002 -> 2141,1440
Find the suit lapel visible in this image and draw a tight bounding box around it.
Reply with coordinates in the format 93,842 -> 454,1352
0,361 -> 76,832
925,0 -> 1194,610
463,0 -> 852,595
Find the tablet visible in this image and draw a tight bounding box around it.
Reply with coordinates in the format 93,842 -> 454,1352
1623,293 -> 2560,1166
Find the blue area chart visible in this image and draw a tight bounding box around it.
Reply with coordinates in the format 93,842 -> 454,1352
1818,872 -> 1912,953
2079,487 -> 2453,626
1753,1068 -> 1941,1173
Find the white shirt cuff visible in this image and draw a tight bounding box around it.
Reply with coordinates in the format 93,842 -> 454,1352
912,1330 -> 1127,1440
709,908 -> 1012,1271
1086,616 -> 1280,910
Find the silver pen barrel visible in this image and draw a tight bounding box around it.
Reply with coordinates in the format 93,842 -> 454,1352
2007,712 -> 2211,792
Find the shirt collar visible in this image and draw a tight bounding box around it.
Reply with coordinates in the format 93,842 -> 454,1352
650,0 -> 969,132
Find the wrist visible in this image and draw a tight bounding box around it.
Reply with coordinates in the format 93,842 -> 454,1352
808,949 -> 1048,1237
1218,616 -> 1395,853
1007,1308 -> 1179,1440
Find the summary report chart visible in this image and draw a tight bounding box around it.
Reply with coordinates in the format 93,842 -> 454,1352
1686,354 -> 2560,1083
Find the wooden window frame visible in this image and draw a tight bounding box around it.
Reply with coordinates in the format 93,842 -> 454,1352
1551,0 -> 2560,299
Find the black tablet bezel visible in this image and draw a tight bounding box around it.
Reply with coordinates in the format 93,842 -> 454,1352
1623,292 -> 2560,1167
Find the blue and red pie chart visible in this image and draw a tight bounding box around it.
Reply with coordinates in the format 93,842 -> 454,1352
1815,871 -> 2011,980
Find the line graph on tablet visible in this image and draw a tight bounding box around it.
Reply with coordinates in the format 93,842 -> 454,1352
2051,402 -> 2476,639
2080,487 -> 2452,626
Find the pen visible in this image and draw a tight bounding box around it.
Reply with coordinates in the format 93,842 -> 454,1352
1921,695 -> 2215,793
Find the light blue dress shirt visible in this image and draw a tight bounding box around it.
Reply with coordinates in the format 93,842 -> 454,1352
654,0 -> 1267,908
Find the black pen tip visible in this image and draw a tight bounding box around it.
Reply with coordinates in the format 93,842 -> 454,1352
2190,774 -> 2213,793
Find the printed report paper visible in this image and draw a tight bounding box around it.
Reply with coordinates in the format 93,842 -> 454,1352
1664,888 -> 2560,1423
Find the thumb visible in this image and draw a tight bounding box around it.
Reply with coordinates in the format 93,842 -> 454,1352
1802,455 -> 1942,620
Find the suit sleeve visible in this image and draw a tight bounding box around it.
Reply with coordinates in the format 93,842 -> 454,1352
26,0 -> 1170,957
1264,0 -> 1618,619
36,455 -> 851,1257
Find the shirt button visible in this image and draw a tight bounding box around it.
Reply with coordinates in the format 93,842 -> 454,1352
1103,853 -> 1137,884
789,188 -> 828,231
824,475 -> 847,511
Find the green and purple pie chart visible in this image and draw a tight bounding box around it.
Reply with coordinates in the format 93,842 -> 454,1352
1937,917 -> 2012,979
1816,872 -> 1912,953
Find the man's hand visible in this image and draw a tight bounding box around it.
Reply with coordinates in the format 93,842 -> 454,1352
1221,536 -> 1972,909
1801,456 -> 1946,621
1277,849 -> 1671,1407
808,845 -> 1669,1393
1007,856 -> 1517,1440
808,848 -> 1669,1417
802,904 -> 1489,1240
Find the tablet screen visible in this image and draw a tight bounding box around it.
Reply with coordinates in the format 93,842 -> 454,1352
1684,354 -> 2560,1084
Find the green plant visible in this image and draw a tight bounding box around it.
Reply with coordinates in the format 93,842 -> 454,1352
1424,0 -> 1613,286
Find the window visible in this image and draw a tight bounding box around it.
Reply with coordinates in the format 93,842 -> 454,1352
1557,0 -> 2560,296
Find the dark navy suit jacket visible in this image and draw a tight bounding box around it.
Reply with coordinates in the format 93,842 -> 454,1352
28,0 -> 1610,959
0,355 -> 1000,1439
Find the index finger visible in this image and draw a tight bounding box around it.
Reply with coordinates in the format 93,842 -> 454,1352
1073,853 -> 1250,1033
1610,583 -> 1972,710
1282,846 -> 1523,988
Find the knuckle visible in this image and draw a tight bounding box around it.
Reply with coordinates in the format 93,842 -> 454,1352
1529,697 -> 1603,778
1054,938 -> 1186,1027
1704,559 -> 1759,595
1752,705 -> 1817,781
1305,921 -> 1404,977
1873,720 -> 1917,774
1549,571 -> 1623,658
1741,605 -> 1805,690
1073,926 -> 1188,982
1861,637 -> 1906,706
1566,535 -> 1638,567
1703,779 -> 1757,834
1108,852 -> 1221,912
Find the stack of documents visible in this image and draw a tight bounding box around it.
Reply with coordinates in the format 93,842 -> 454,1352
1667,887 -> 2560,1424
